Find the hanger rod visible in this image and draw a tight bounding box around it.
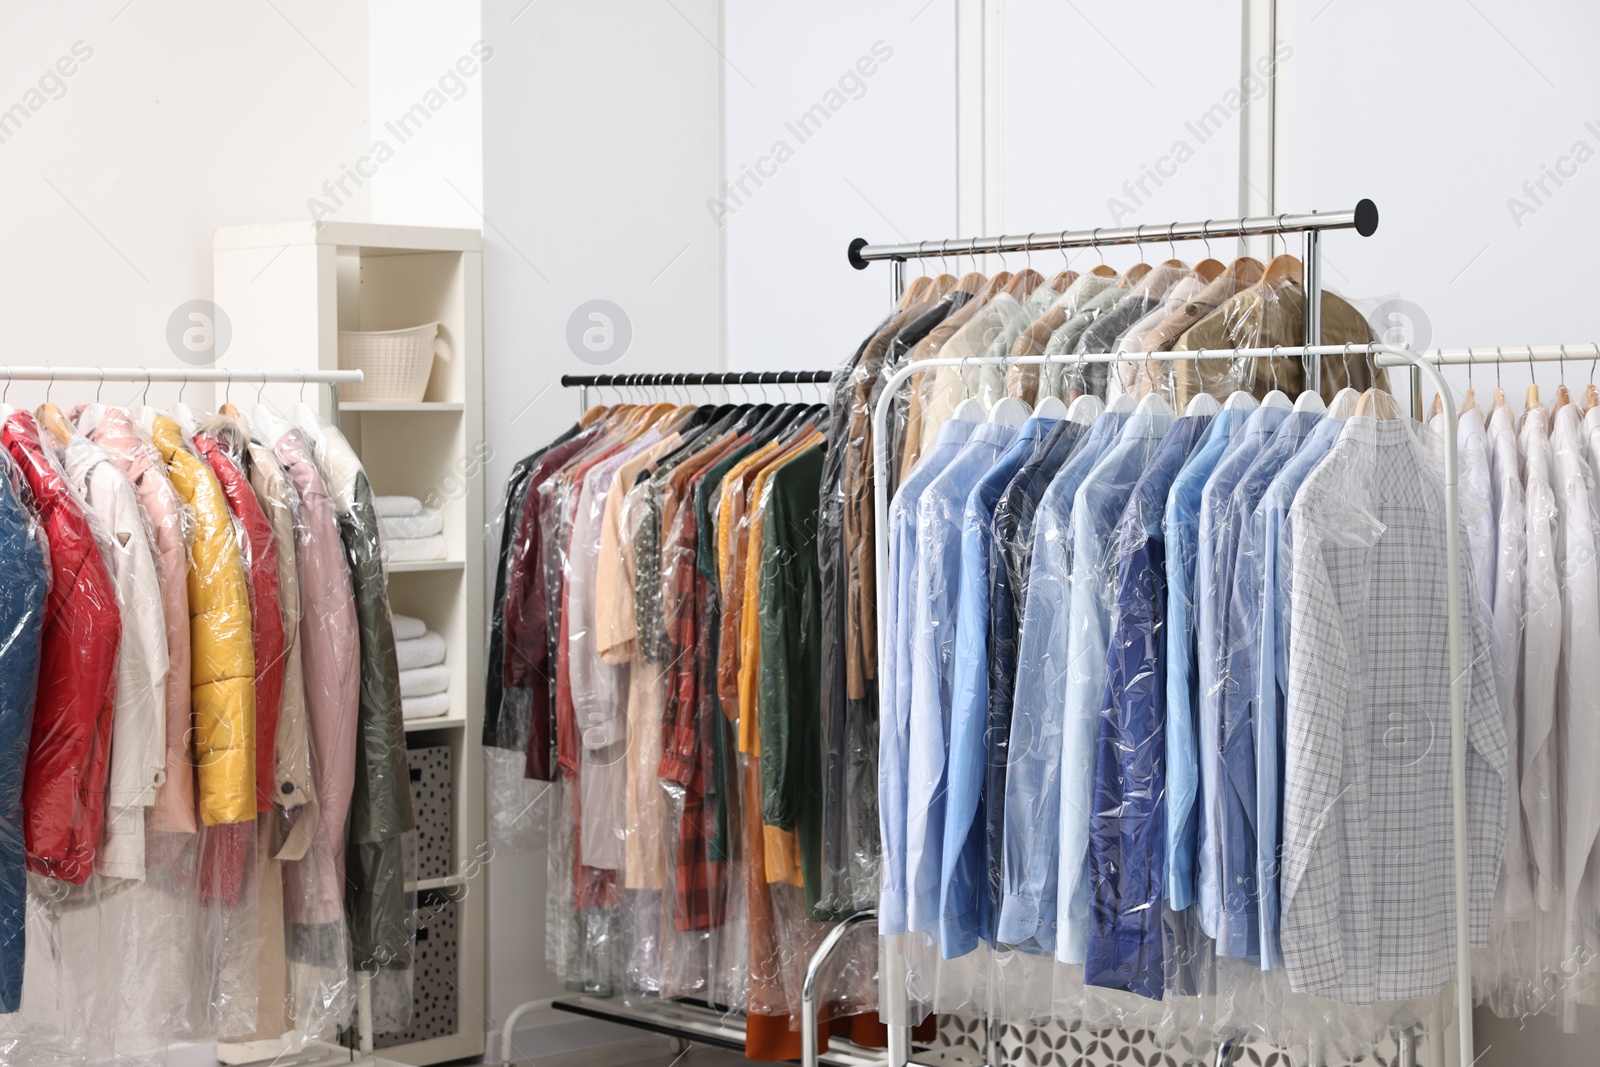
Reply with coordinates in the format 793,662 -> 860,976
848,199 -> 1377,267
0,366 -> 363,384
1374,343 -> 1600,366
560,370 -> 832,388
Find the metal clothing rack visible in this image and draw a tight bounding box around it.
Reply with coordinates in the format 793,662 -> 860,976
848,201 -> 1380,396
492,370 -> 875,1067
0,366 -> 382,1067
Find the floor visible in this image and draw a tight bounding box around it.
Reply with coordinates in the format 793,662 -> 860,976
514,1037 -> 754,1067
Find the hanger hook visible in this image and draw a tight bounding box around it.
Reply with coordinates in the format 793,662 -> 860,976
45,367 -> 55,405
1590,343 -> 1598,387
179,376 -> 190,406
96,368 -> 105,404
1276,213 -> 1288,257
1527,345 -> 1536,387
1201,218 -> 1213,261
996,238 -> 1009,274
299,369 -> 308,404
1091,228 -> 1104,267
2,368 -> 11,407
224,368 -> 233,407
1270,344 -> 1281,394
969,235 -> 980,277
1495,347 -> 1503,391
1559,345 -> 1568,389
256,374 -> 267,405
141,369 -> 152,406
1168,221 -> 1178,262
1024,233 -> 1035,273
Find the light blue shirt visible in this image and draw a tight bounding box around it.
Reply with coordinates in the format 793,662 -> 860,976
1195,403 -> 1289,948
996,411 -> 1127,951
1162,405 -> 1255,910
905,421 -> 1017,935
880,417 -> 979,934
1244,414 -> 1341,967
941,417 -> 1059,957
1056,408 -> 1174,963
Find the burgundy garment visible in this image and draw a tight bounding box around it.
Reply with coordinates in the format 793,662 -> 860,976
194,432 -> 286,813
501,432 -> 595,782
2,412 -> 120,884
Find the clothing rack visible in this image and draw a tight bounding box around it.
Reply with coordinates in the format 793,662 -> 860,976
499,373 -> 881,1067
0,365 -> 373,1067
0,365 -> 363,423
560,369 -> 834,413
848,201 -> 1379,395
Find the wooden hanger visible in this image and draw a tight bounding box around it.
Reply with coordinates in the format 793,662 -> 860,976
899,274 -> 934,308
1119,263 -> 1152,286
976,271 -> 1013,301
1048,269 -> 1078,293
1354,388 -> 1403,418
1160,258 -> 1187,270
1227,256 -> 1266,285
1191,259 -> 1226,283
36,402 -> 73,444
1088,263 -> 1118,278
1555,383 -> 1572,411
1526,381 -> 1541,409
220,402 -> 242,418
1462,389 -> 1478,414
1003,268 -> 1044,298
1430,394 -> 1444,420
1259,254 -> 1304,288
954,271 -> 988,294
1586,383 -> 1599,411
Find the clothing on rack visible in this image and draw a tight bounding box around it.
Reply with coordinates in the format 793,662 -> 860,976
485,387 -> 913,1061
0,388 -> 415,1061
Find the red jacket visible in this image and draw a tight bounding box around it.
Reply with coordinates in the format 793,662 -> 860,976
2,411 -> 120,883
193,432 -> 285,813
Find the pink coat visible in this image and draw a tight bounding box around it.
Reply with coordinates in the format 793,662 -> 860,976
77,405 -> 196,834
271,427 -> 359,926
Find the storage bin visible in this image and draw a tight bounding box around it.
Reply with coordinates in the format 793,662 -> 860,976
337,322 -> 438,402
406,745 -> 453,882
372,891 -> 459,1048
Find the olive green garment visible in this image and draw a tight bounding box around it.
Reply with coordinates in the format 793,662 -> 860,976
339,467 -> 416,971
755,443 -> 828,917
1172,282 -> 1384,406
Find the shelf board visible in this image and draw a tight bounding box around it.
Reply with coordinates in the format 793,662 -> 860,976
407,874 -> 469,892
340,401 -> 464,413
404,712 -> 467,732
387,558 -> 465,573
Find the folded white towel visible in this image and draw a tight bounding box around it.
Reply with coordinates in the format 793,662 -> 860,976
400,664 -> 449,699
374,495 -> 424,517
396,632 -> 446,671
380,509 -> 443,540
402,692 -> 450,720
384,535 -> 447,562
391,613 -> 426,641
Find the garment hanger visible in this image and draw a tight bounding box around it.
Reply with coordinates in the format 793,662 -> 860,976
898,272 -> 933,309
1048,269 -> 1078,293
36,370 -> 73,444
1429,394 -> 1444,420
1004,268 -> 1044,299
1354,388 -> 1404,418
1525,346 -> 1540,409
1185,392 -> 1221,416
1259,347 -> 1293,409
1191,258 -> 1226,283
1222,390 -> 1260,411
1034,393 -> 1070,420
951,354 -> 988,421
220,371 -> 242,418
1065,392 -> 1105,426
1554,346 -> 1572,412
1292,386 -> 1326,414
1256,217 -> 1303,289
1134,385 -> 1173,416
1491,348 -> 1507,411
1586,347 -> 1599,411
1107,392 -> 1136,414
988,395 -> 1032,427
1327,386 -> 1362,419
1119,262 -> 1152,287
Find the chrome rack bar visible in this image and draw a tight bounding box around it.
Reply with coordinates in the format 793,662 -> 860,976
0,366 -> 363,383
846,200 -> 1377,265
560,370 -> 834,387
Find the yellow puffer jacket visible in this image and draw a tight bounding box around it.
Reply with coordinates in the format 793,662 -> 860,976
148,414 -> 256,826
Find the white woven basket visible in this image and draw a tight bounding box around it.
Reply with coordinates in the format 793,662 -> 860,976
337,322 -> 439,402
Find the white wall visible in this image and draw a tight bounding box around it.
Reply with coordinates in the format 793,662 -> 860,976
723,0 -> 957,372
1277,0 -> 1600,405
479,0 -> 724,1052
0,0 -> 369,409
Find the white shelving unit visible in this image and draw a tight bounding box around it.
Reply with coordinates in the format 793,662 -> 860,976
214,222 -> 486,1066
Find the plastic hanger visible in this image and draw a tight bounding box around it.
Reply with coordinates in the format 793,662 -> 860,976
1065,393 -> 1105,426
1222,390 -> 1260,411
988,395 -> 1032,427
1327,387 -> 1362,419
952,396 -> 988,421
1184,392 -> 1221,417
1107,393 -> 1136,414
1292,388 -> 1326,414
1034,394 -> 1070,420
1135,389 -> 1173,416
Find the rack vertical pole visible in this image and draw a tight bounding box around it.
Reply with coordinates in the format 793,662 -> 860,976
1302,229 -> 1322,395
890,258 -> 906,302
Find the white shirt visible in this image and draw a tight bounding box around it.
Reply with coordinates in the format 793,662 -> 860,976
59,435 -> 169,883
1549,402 -> 1600,955
1518,404 -> 1561,914
1281,416 -> 1507,1004
1485,402 -> 1532,920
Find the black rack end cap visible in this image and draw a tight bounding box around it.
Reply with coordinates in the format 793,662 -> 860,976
1354,198 -> 1379,237
847,237 -> 870,270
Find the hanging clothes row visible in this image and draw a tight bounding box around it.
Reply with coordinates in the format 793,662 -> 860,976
0,388 -> 414,1065
484,385 -> 914,1062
